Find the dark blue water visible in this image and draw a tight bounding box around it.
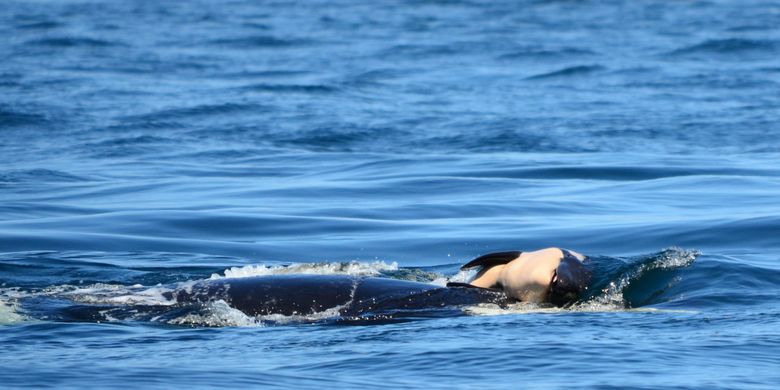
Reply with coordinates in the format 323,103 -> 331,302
2,0 -> 780,388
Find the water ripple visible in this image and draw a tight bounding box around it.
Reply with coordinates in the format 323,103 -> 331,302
208,36 -> 314,48
25,37 -> 123,48
525,65 -> 606,80
0,169 -> 87,184
0,107 -> 48,127
238,83 -> 338,94
125,103 -> 271,122
668,38 -> 779,57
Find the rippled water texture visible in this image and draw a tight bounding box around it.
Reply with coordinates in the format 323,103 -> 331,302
2,0 -> 780,388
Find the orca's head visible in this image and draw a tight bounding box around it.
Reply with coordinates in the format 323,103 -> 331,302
547,255 -> 592,307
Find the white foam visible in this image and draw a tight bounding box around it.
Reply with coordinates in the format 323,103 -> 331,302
253,304 -> 346,325
167,300 -> 263,327
652,247 -> 699,269
57,284 -> 177,306
463,302 -> 561,316
210,260 -> 398,280
0,298 -> 25,325
464,302 -> 697,316
463,301 -> 620,317
97,309 -> 121,323
435,268 -> 478,287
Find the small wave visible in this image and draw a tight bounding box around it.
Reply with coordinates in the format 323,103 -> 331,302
348,69 -> 405,85
0,107 -> 48,127
103,121 -> 184,131
77,135 -> 180,158
277,127 -> 389,151
87,135 -> 175,148
15,20 -> 63,30
217,70 -> 310,79
381,43 -> 460,59
455,165 -> 774,181
209,35 -> 311,48
667,38 -> 778,56
498,47 -> 595,60
26,37 -> 121,48
525,65 -> 605,80
0,169 -> 86,183
239,83 -> 338,94
727,24 -> 775,33
586,247 -> 699,309
125,103 -> 270,122
417,129 -> 570,153
210,260 -> 398,280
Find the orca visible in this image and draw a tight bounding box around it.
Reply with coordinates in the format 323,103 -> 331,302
171,274 -> 511,317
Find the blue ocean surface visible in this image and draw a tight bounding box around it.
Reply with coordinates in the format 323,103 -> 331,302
2,0 -> 780,388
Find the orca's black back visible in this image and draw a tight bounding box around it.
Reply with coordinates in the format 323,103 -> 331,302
174,275 -> 511,318
175,275 -> 353,316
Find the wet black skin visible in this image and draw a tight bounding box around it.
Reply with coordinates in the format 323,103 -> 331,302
173,275 -> 511,317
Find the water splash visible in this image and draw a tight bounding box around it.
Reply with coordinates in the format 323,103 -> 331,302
167,300 -> 264,327
583,247 -> 699,309
210,260 -> 398,280
433,268 -> 478,286
0,298 -> 25,325
21,283 -> 178,306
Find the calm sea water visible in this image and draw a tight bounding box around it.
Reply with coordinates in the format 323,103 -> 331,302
2,0 -> 780,388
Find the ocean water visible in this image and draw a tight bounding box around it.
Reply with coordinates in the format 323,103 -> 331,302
2,0 -> 780,388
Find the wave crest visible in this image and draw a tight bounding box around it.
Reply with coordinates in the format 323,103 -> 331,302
584,247 -> 699,309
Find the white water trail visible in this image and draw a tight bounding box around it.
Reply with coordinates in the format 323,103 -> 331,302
210,260 -> 398,280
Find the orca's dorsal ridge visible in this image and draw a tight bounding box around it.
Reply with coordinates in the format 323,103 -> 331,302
459,251 -> 522,270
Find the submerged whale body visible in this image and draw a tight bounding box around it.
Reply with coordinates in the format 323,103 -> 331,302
171,275 -> 511,318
